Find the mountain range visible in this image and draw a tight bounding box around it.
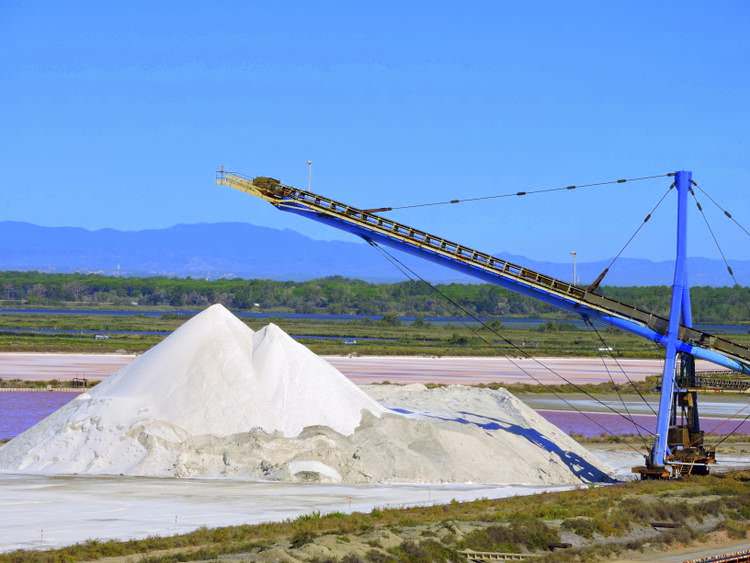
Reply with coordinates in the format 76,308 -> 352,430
1,221 -> 746,286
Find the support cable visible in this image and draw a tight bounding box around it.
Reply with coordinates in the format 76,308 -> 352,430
692,180 -> 750,240
705,389 -> 750,448
372,243 -> 649,452
710,404 -> 750,449
584,318 -> 658,416
583,318 -> 652,451
367,240 -> 655,444
689,187 -> 740,286
364,172 -> 675,213
588,183 -> 674,292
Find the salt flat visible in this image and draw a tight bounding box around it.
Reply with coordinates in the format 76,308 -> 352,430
1,352 -> 721,384
0,473 -> 571,552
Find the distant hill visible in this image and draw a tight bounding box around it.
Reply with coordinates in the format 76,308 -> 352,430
0,221 -> 746,286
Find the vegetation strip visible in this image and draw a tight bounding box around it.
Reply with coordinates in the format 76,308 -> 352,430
2,271 -> 749,322
3,311 -> 748,357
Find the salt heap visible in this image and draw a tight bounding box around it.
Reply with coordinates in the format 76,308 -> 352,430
0,304 -> 613,485
0,304 -> 385,475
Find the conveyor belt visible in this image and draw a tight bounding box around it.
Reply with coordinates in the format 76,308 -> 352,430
689,371 -> 750,393
217,172 -> 750,368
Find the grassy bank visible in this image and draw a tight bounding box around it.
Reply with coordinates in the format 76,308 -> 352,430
2,311 -> 741,358
2,472 -> 749,562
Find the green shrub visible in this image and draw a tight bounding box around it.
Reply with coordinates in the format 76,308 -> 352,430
561,517 -> 598,539
662,526 -> 697,545
449,333 -> 469,346
388,540 -> 460,563
613,497 -> 692,531
723,520 -> 749,539
365,550 -> 392,562
297,510 -> 322,521
290,530 -> 315,548
462,518 -> 559,552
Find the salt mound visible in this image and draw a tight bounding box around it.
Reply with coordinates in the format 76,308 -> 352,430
0,304 -> 385,475
0,304 -> 613,485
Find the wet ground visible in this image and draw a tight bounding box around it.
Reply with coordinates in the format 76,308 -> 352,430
0,474 -> 570,552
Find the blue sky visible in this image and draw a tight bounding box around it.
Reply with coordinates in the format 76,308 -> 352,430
2,1 -> 749,264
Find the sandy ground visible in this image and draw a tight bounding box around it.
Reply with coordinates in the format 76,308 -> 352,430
0,473 -> 571,552
0,352 -> 721,384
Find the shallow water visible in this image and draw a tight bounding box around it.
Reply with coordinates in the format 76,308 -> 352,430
0,392 -> 76,440
3,392 -> 748,441
539,409 -> 750,437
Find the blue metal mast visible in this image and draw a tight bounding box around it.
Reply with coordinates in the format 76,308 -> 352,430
651,170 -> 692,469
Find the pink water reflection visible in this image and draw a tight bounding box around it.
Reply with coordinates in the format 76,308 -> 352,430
539,410 -> 750,437
1,393 -> 748,442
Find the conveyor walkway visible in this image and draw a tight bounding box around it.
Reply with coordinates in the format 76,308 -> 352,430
217,172 -> 750,373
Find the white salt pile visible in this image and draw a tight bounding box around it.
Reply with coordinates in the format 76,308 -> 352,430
0,305 -> 384,475
0,304 -> 612,485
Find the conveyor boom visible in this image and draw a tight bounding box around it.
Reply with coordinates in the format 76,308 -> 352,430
217,171 -> 750,375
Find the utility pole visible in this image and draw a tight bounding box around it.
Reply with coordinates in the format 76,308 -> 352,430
570,251 -> 577,285
306,160 -> 312,191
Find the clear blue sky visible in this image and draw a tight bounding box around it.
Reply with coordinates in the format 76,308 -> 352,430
2,1 -> 749,264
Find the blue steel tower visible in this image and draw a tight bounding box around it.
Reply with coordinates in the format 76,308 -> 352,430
641,170 -> 714,478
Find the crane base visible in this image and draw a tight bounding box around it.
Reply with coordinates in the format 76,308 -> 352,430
632,464 -> 671,480
632,448 -> 716,480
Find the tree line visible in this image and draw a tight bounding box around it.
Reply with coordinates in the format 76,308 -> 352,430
0,271 -> 748,322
